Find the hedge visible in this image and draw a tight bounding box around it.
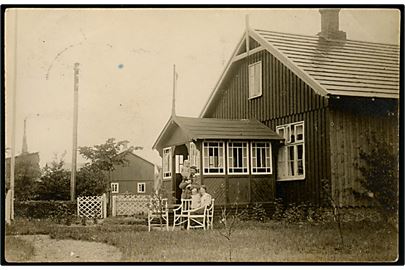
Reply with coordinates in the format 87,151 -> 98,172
14,200 -> 77,222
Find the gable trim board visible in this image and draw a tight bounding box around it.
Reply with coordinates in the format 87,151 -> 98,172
200,29 -> 399,117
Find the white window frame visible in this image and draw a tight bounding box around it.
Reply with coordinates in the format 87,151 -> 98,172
189,142 -> 201,175
137,182 -> 146,193
276,121 -> 305,181
202,141 -> 225,175
111,182 -> 119,193
248,61 -> 262,99
251,141 -> 272,175
163,147 -> 172,179
227,141 -> 249,175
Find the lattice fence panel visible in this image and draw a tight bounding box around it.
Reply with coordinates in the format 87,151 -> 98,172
77,195 -> 105,219
114,194 -> 151,216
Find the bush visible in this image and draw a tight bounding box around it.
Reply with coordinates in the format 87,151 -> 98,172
356,133 -> 398,218
251,203 -> 267,222
14,200 -> 76,223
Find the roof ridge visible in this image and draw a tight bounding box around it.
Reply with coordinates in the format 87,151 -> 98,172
255,28 -> 399,47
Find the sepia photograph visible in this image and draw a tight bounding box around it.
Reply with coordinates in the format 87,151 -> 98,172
2,6 -> 402,264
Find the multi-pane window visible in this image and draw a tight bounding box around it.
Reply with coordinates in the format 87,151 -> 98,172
251,142 -> 272,174
227,142 -> 249,174
111,183 -> 119,193
137,183 -> 146,193
189,142 -> 201,175
248,61 -> 262,99
276,121 -> 305,180
203,141 -> 225,174
163,147 -> 172,179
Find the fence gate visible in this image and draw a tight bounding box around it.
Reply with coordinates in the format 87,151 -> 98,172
112,194 -> 151,216
77,194 -> 107,219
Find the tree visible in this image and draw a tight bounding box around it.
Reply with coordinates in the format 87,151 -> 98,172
36,154 -> 70,200
77,138 -> 142,194
76,164 -> 108,196
14,157 -> 41,200
5,153 -> 41,200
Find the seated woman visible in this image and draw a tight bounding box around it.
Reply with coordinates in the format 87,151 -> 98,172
190,187 -> 201,209
199,185 -> 212,209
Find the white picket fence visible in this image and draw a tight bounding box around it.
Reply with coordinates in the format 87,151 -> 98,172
77,194 -> 107,219
112,194 -> 151,216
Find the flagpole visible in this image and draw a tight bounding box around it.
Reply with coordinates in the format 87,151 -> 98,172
172,64 -> 176,117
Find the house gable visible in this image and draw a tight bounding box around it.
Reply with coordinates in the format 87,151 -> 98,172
204,48 -> 328,121
111,152 -> 155,181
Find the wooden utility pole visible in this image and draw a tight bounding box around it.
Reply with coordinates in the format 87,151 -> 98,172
71,63 -> 79,202
9,9 -> 19,221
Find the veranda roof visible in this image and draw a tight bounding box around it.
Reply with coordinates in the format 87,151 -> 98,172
152,115 -> 283,152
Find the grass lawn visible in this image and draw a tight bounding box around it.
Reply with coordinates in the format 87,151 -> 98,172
5,218 -> 398,262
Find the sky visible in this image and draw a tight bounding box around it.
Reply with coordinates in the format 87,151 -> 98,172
5,8 -> 400,167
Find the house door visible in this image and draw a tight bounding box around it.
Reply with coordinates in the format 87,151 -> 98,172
173,145 -> 189,203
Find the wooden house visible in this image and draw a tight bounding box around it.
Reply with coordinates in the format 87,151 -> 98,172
110,151 -> 156,195
153,9 -> 399,207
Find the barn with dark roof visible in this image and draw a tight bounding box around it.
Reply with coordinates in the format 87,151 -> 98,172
153,8 -> 399,207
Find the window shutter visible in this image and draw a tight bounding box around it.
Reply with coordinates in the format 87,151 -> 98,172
249,64 -> 255,97
277,147 -> 286,179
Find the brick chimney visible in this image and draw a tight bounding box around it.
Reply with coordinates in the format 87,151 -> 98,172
318,8 -> 346,40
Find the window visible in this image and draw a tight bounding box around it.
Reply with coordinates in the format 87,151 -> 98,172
203,141 -> 225,174
137,183 -> 146,193
163,147 -> 172,179
248,61 -> 262,99
227,142 -> 249,174
189,142 -> 200,175
111,183 -> 119,193
251,142 -> 272,174
276,121 -> 305,180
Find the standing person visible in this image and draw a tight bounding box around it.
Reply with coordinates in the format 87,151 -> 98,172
179,159 -> 191,199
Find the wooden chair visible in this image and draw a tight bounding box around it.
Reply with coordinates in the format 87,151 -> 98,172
206,199 -> 215,230
187,205 -> 207,230
172,199 -> 192,231
147,198 -> 169,232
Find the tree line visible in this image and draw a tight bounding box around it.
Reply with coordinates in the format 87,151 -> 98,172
9,138 -> 141,201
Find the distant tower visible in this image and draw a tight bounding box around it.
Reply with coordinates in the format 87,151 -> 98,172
22,118 -> 28,154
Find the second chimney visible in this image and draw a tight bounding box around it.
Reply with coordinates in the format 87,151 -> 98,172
318,8 -> 346,40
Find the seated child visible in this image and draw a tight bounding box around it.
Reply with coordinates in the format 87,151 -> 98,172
190,187 -> 201,209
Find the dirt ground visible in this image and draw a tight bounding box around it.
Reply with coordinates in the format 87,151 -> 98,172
10,235 -> 122,262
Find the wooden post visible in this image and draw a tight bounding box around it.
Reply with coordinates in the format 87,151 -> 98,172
112,195 -> 116,217
103,193 -> 107,218
76,197 -> 80,217
70,63 -> 79,202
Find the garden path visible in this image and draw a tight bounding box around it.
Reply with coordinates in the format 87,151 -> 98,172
19,235 -> 122,262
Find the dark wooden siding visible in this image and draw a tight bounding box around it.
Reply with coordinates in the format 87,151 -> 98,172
329,98 -> 399,207
113,180 -> 153,195
205,50 -> 330,204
